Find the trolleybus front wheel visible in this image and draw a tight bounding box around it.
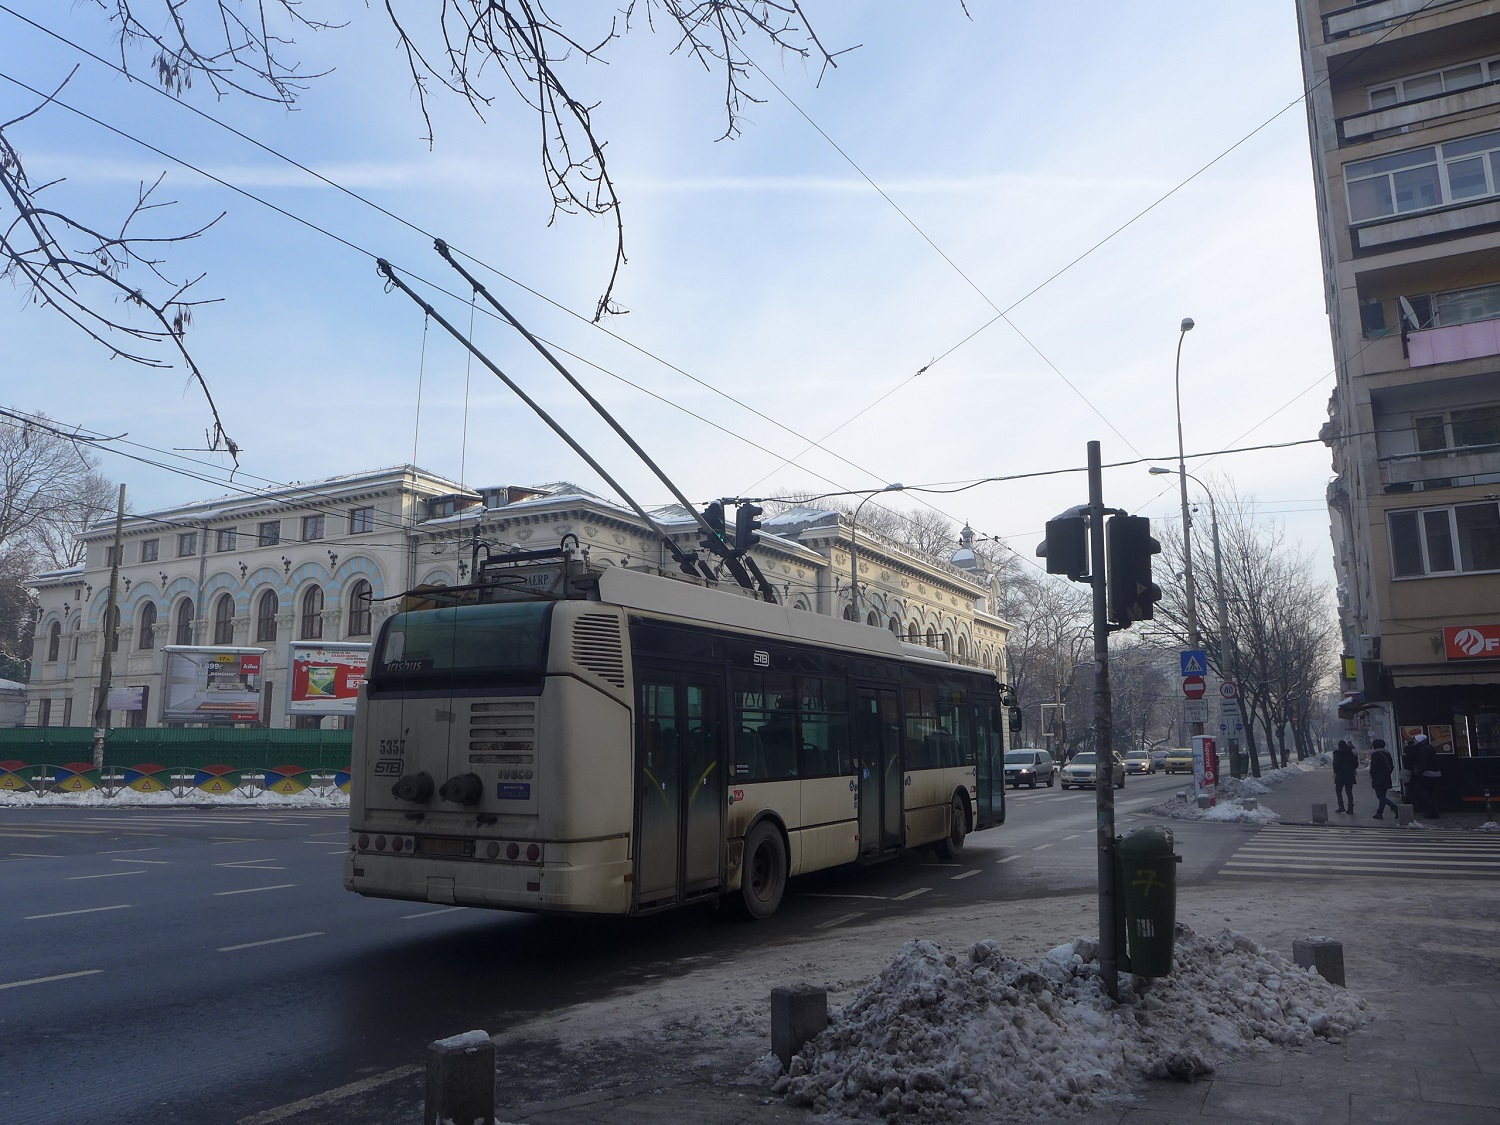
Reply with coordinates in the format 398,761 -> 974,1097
739,821 -> 787,919
934,793 -> 968,860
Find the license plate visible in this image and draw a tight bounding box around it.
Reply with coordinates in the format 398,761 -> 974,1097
417,837 -> 473,858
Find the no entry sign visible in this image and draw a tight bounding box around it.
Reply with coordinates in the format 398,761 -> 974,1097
1182,675 -> 1206,699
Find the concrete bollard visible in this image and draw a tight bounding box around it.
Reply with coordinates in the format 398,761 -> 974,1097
1397,803 -> 1414,825
771,986 -> 827,1070
1243,798 -> 1258,811
1312,803 -> 1328,824
1293,938 -> 1346,987
425,1029 -> 496,1125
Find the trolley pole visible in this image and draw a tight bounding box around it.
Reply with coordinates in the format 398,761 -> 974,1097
1087,442 -> 1119,1000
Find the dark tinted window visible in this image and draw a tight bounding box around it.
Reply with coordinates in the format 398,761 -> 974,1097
371,602 -> 552,685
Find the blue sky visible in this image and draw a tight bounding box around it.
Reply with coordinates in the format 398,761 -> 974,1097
1,2 -> 1334,578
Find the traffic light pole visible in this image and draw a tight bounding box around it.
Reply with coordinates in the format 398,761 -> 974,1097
1087,441 -> 1119,1001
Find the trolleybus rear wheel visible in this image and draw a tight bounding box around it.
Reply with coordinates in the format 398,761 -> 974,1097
740,821 -> 787,919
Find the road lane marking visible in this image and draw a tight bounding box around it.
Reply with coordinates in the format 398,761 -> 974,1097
10,852 -> 64,858
26,904 -> 133,920
0,832 -> 58,839
218,932 -> 323,952
998,856 -> 1020,863
66,870 -> 147,880
0,969 -> 103,990
306,831 -> 348,839
325,849 -> 348,855
216,860 -> 285,869
1032,843 -> 1053,851
401,906 -> 465,919
814,912 -> 865,931
951,869 -> 981,880
100,847 -> 159,854
1062,834 -> 1081,841
893,887 -> 931,901
112,858 -> 171,865
215,884 -> 297,896
211,837 -> 258,843
801,892 -> 888,901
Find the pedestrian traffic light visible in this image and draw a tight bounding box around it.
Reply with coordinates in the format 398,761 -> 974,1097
700,500 -> 728,555
1106,514 -> 1162,626
1037,509 -> 1089,582
734,501 -> 763,554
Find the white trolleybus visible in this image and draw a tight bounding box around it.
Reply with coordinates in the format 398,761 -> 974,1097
345,547 -> 1011,919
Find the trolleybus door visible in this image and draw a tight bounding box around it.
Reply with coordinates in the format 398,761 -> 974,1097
854,685 -> 903,856
635,669 -> 725,909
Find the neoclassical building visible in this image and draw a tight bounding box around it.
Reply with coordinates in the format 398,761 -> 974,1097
27,467 -> 1009,728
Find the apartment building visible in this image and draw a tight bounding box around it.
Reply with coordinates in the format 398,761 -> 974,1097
1297,0 -> 1500,777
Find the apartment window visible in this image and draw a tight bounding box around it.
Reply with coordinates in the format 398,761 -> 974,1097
213,593 -> 235,645
140,539 -> 159,563
348,507 -> 375,535
105,546 -> 120,566
215,528 -> 237,552
347,579 -> 372,637
178,531 -> 198,557
300,584 -> 324,640
1348,131 -> 1500,223
256,590 -> 279,643
71,618 -> 80,659
302,514 -> 325,541
175,598 -> 195,645
257,520 -> 281,547
46,622 -> 61,662
1369,57 -> 1498,109
138,602 -> 157,650
38,698 -> 52,727
1390,501 -> 1500,576
62,697 -> 72,725
1413,405 -> 1500,457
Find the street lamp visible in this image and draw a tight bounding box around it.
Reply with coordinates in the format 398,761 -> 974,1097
849,483 -> 903,618
1173,317 -> 1200,652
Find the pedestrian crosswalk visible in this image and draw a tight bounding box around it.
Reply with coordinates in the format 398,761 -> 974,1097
1221,824 -> 1500,881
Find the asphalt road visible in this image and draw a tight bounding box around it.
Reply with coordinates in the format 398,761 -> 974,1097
0,771 -> 1237,1124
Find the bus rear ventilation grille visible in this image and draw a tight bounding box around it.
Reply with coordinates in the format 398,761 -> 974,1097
573,613 -> 626,687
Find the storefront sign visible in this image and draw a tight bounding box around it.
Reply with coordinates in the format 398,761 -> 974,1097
1443,624 -> 1500,660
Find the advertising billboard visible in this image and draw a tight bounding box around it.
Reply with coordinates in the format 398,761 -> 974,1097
162,647 -> 266,724
288,642 -> 370,716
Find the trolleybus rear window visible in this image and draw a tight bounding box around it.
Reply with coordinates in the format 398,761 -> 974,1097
370,603 -> 552,688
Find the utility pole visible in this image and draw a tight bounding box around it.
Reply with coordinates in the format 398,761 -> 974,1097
1087,441 -> 1119,1001
91,483 -> 126,769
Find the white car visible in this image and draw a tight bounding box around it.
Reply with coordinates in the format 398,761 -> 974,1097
1059,751 -> 1125,789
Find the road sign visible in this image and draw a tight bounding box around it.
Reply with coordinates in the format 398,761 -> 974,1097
1219,681 -> 1239,700
1183,700 -> 1208,723
1182,675 -> 1206,699
1180,649 -> 1207,677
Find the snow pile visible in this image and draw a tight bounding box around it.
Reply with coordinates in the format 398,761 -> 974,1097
772,927 -> 1364,1121
1144,792 -> 1279,825
1478,821 -> 1499,833
1216,775 -> 1270,798
0,788 -> 346,809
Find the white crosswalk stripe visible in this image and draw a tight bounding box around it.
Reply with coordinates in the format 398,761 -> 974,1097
1221,825 -> 1500,881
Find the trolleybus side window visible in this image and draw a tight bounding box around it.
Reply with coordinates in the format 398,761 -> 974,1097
734,670 -> 853,781
902,682 -> 974,769
797,675 -> 851,778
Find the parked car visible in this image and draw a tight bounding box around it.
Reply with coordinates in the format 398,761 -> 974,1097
1059,751 -> 1125,789
1123,750 -> 1156,775
1163,747 -> 1195,774
1003,749 -> 1056,788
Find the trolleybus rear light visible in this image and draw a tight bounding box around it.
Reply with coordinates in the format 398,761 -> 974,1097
485,842 -> 500,860
358,834 -> 370,850
526,881 -> 540,892
375,835 -> 387,851
526,843 -> 540,862
506,842 -> 519,860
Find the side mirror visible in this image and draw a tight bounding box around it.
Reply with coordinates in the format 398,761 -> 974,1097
1008,706 -> 1023,733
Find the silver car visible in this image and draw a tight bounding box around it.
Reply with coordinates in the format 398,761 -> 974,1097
1003,749 -> 1056,789
1059,751 -> 1125,789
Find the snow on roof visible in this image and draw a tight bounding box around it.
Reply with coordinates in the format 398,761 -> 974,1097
772,925 -> 1365,1118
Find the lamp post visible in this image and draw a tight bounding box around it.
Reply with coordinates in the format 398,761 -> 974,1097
1151,464 -> 1243,774
1173,317 -> 1200,651
849,483 -> 903,619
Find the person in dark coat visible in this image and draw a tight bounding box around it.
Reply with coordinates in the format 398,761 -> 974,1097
1415,735 -> 1443,819
1368,738 -> 1398,819
1332,739 -> 1358,814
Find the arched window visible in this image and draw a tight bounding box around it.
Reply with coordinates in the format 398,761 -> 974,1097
70,616 -> 81,659
907,624 -> 919,642
956,635 -> 967,660
347,579 -> 372,637
138,602 -> 157,650
213,594 -> 235,645
300,585 -> 324,640
175,599 -> 195,646
255,590 -> 279,643
926,627 -> 937,648
888,615 -> 901,635
866,611 -> 880,627
842,604 -> 857,621
47,621 -> 61,662
791,595 -> 811,611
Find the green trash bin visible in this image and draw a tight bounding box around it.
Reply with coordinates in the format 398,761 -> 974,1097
1115,825 -> 1182,978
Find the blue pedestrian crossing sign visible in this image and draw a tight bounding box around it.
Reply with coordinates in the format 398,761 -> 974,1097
1180,649 -> 1208,677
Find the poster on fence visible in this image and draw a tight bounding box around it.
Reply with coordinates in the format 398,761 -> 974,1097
288,642 -> 370,716
162,646 -> 266,724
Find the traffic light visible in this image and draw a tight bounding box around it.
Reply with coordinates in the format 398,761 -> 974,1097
733,502 -> 763,554
1106,514 -> 1162,626
700,500 -> 728,554
1037,510 -> 1089,582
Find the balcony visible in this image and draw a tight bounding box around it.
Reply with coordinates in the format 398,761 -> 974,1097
1408,319 -> 1500,366
1354,196 -> 1500,250
1380,445 -> 1500,487
1341,82 -> 1500,142
1325,0 -> 1463,40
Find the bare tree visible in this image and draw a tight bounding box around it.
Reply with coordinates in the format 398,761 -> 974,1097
3,3 -> 848,447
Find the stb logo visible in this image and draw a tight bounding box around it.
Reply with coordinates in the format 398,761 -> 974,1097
1456,628 -> 1488,656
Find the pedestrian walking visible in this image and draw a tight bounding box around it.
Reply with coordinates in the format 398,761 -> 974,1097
1369,738 -> 1398,819
1416,735 -> 1443,819
1332,739 -> 1358,814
